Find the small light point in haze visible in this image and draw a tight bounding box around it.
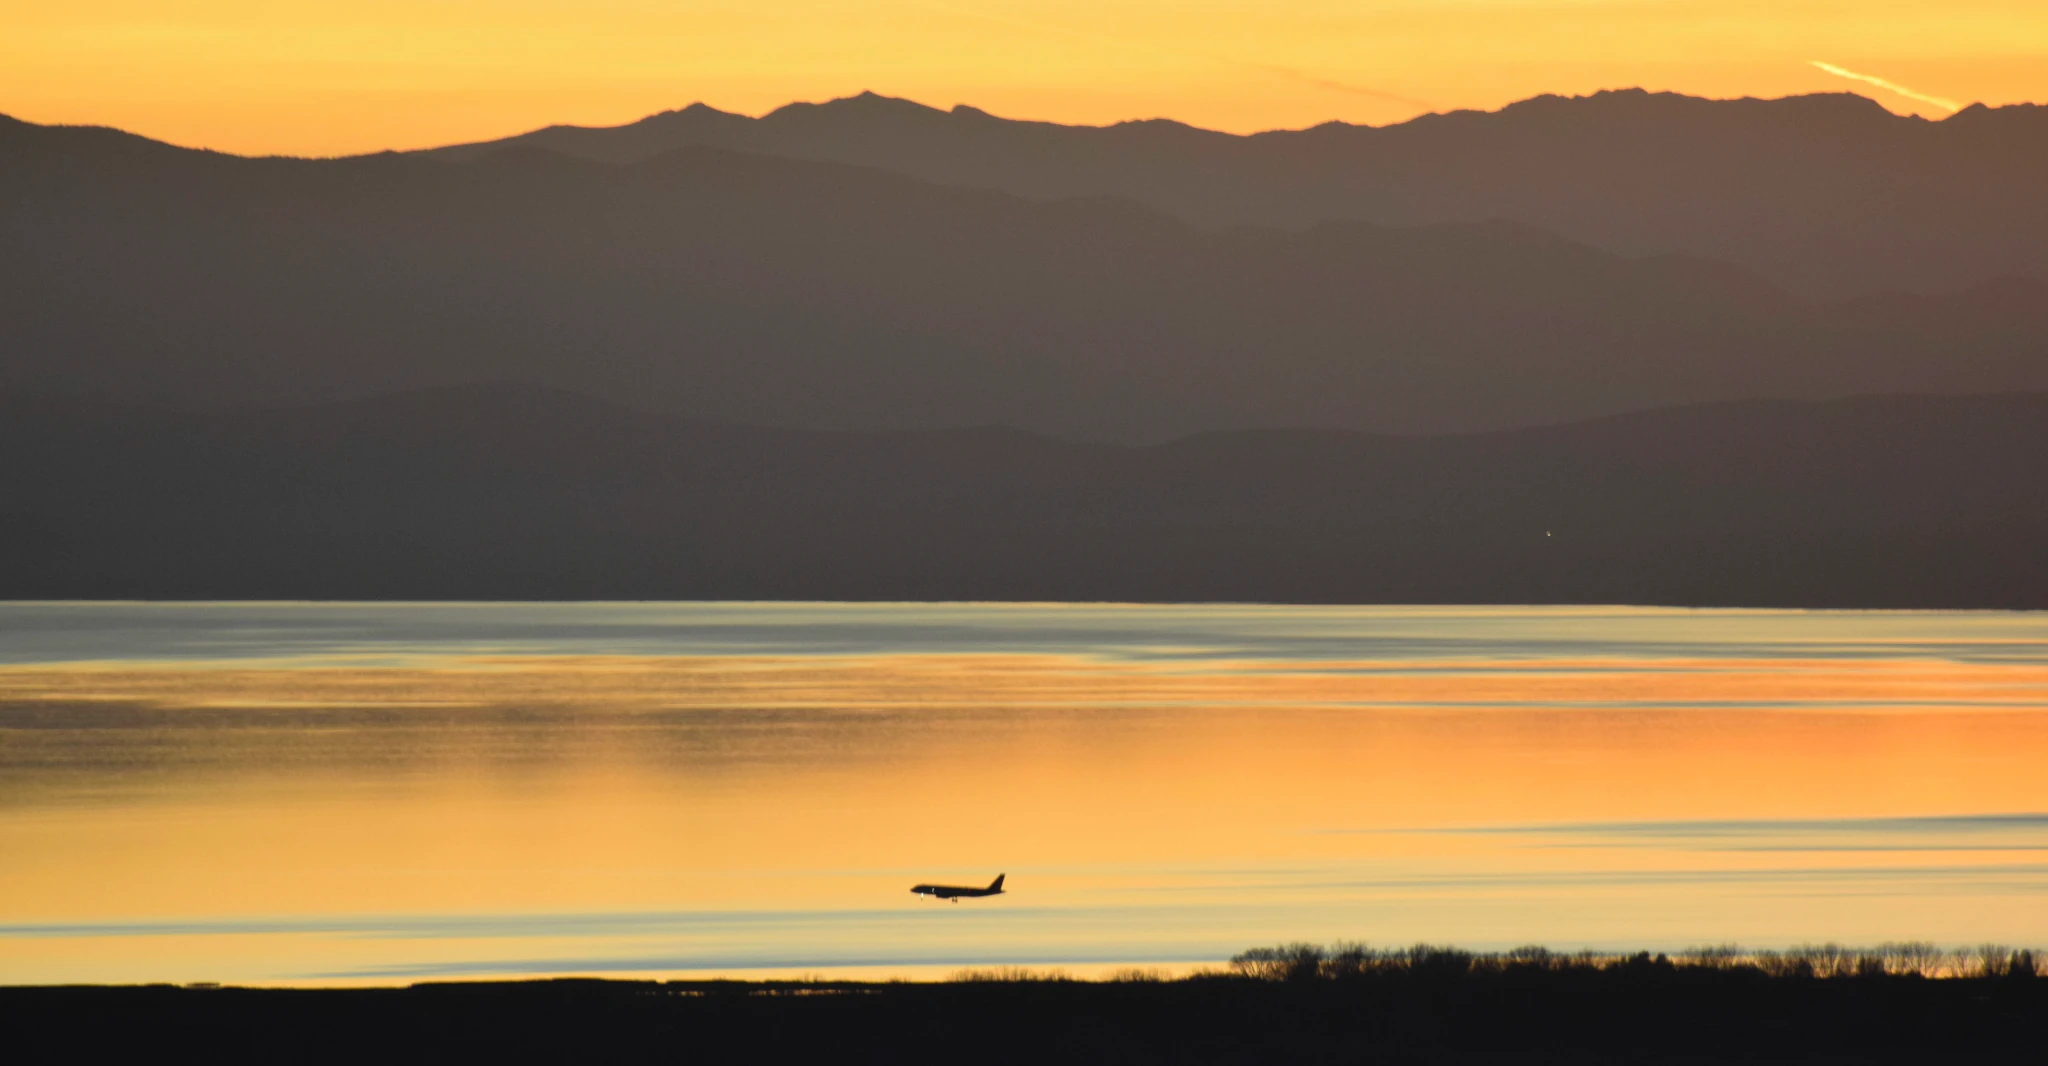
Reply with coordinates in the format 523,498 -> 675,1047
1809,61 -> 1961,112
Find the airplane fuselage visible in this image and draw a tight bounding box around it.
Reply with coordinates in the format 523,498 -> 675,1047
911,874 -> 1006,901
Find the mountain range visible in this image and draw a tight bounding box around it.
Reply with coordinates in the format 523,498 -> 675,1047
421,88 -> 2048,298
6,100 -> 2048,443
5,384 -> 2043,605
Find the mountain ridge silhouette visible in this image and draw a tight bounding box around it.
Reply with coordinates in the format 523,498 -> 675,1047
412,87 -> 2048,296
7,111 -> 2047,444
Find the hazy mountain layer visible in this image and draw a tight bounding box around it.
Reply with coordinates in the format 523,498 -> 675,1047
5,384 -> 2044,607
420,89 -> 2048,297
6,114 -> 2046,443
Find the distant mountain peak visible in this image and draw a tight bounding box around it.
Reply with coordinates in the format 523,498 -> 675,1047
1760,91 -> 1899,115
640,102 -> 746,126
1491,87 -> 1893,117
791,91 -> 947,117
1943,100 -> 2047,126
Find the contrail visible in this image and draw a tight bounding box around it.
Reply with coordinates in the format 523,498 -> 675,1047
1241,63 -> 1434,110
1809,61 -> 1959,112
909,1 -> 1431,115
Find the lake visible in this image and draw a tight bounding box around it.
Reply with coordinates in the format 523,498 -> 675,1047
3,602 -> 2046,985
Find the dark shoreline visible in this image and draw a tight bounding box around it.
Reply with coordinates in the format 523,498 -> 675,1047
11,964 -> 2043,1065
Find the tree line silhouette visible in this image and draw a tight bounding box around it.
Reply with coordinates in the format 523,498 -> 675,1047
11,940 -> 2042,1063
1223,941 -> 2041,982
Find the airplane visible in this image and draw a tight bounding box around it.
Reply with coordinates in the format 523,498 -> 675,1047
910,874 -> 1006,902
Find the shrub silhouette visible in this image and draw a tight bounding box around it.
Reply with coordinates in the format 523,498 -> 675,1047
1228,943 -> 1325,982
950,967 -> 1072,983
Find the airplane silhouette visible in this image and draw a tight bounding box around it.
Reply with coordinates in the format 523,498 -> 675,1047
910,874 -> 1006,901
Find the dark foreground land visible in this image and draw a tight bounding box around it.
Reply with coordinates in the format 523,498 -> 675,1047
9,964 -> 2044,1065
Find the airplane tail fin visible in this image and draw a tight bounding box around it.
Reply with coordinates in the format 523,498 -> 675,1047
989,874 -> 1005,892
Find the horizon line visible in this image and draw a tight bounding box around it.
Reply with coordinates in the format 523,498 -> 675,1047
6,84 -> 2005,162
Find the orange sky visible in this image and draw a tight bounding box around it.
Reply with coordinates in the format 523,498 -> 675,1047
3,1 -> 2045,156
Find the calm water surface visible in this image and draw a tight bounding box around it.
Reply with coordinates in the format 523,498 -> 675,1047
3,602 -> 2046,984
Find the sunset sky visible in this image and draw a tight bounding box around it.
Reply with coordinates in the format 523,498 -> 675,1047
4,0 -> 2045,156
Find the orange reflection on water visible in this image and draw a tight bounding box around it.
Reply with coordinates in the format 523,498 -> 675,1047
3,650 -> 2047,983
10,650 -> 2048,709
